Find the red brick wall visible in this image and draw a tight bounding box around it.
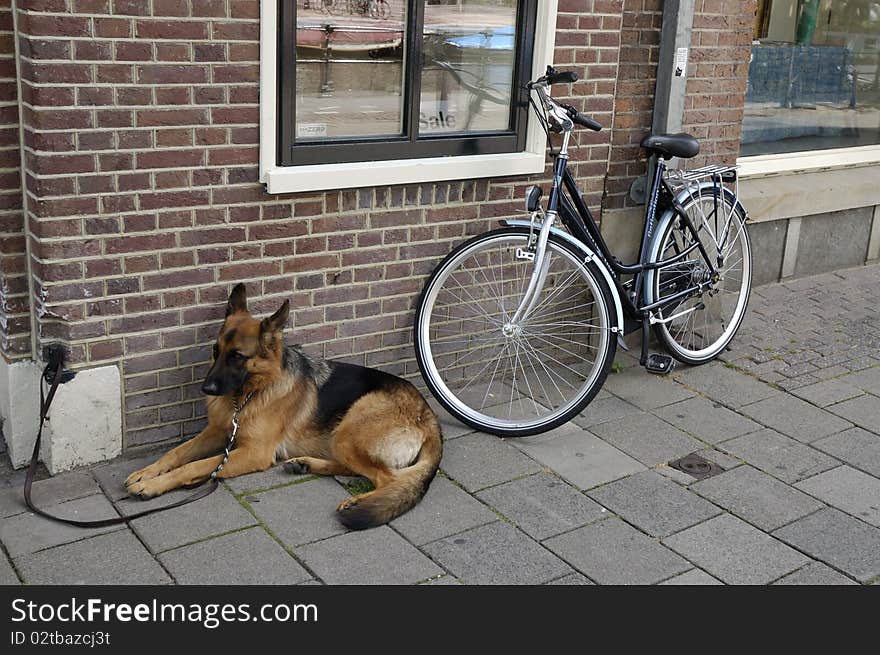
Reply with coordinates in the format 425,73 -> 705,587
603,0 -> 755,211
682,0 -> 756,168
603,0 -> 663,211
0,0 -> 28,361
17,0 -> 628,450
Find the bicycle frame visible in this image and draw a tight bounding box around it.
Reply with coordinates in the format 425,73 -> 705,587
506,84 -> 731,365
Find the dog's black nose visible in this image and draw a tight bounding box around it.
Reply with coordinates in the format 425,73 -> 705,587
201,380 -> 221,395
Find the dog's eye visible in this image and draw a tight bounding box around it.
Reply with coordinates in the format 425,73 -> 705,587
232,351 -> 247,361
212,344 -> 219,360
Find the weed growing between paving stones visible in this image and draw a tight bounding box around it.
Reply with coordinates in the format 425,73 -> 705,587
343,478 -> 374,495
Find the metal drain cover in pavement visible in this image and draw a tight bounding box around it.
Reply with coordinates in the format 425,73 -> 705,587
668,453 -> 724,480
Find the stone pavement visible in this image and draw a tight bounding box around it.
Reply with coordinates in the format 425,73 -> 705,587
1,264 -> 879,585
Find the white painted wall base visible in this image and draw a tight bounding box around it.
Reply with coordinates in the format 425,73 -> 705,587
0,359 -> 122,473
0,357 -> 43,468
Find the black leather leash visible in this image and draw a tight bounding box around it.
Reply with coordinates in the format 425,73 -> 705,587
23,359 -> 221,527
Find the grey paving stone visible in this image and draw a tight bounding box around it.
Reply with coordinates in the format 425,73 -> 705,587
0,471 -> 100,519
121,485 -> 257,553
92,451 -> 167,501
423,521 -> 572,585
421,575 -> 461,585
296,526 -> 442,585
791,379 -> 865,407
602,366 -> 695,410
439,432 -> 541,492
476,472 -> 606,540
224,465 -> 310,494
772,562 -> 858,585
546,573 -> 595,585
15,530 -> 171,585
795,466 -> 880,527
248,477 -> 349,547
663,514 -> 809,585
514,427 -> 645,490
427,399 -> 477,440
0,494 -> 124,559
659,569 -> 723,585
544,517 -> 690,585
839,365 -> 880,395
827,394 -> 880,433
814,428 -> 880,478
656,465 -> 696,485
721,429 -> 839,483
654,396 -> 761,445
0,552 -> 19,584
589,413 -> 705,467
773,508 -> 880,583
391,476 -> 497,545
159,527 -> 312,585
572,395 -> 642,428
691,465 -> 824,531
696,448 -> 742,471
674,363 -> 779,408
588,471 -> 721,537
741,395 -> 853,443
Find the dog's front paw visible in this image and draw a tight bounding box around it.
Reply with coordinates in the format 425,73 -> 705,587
126,477 -> 167,500
283,458 -> 309,475
124,463 -> 164,488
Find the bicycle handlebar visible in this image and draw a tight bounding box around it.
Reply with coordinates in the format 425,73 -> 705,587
528,67 -> 603,133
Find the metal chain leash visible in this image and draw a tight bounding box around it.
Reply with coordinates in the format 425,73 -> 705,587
209,390 -> 256,480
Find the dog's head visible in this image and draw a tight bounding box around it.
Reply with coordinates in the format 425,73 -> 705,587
201,283 -> 290,396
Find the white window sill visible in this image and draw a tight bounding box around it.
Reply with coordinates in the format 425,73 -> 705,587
738,144 -> 880,178
263,151 -> 545,194
737,146 -> 880,223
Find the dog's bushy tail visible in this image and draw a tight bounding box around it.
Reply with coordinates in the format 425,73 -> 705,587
337,410 -> 442,530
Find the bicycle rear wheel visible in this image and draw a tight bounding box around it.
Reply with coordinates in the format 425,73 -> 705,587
646,186 -> 752,365
414,228 -> 617,437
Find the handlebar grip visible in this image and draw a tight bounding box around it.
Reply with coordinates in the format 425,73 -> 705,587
572,112 -> 602,131
546,70 -> 579,85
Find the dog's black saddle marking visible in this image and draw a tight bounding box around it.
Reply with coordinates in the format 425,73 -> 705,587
315,362 -> 400,430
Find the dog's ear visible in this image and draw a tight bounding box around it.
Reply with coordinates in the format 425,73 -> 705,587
260,299 -> 290,335
226,283 -> 248,316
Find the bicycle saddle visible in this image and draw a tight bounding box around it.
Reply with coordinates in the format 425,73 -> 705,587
640,133 -> 700,159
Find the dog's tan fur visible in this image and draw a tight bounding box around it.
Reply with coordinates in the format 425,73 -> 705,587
124,284 -> 442,529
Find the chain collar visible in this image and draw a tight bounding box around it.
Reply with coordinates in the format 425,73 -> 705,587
210,390 -> 256,480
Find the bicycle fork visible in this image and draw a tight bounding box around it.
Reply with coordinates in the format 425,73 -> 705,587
508,211 -> 556,329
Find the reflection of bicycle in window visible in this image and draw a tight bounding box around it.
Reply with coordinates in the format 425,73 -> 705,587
422,34 -> 510,131
315,0 -> 344,15
345,0 -> 390,19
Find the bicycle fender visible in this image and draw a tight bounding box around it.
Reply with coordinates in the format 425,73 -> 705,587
645,182 -> 748,303
671,181 -> 748,222
501,219 -> 625,334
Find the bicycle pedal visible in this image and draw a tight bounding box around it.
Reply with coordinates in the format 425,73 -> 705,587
645,353 -> 674,375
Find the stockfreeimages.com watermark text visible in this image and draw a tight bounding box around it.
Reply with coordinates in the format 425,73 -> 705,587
10,597 -> 318,633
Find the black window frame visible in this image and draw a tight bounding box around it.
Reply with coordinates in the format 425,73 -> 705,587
277,0 -> 538,167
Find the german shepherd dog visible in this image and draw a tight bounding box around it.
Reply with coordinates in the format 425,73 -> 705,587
125,283 -> 442,529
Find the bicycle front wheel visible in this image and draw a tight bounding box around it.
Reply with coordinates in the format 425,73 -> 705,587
646,186 -> 752,365
414,228 -> 617,437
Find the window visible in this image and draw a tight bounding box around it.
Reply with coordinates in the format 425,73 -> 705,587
277,0 -> 538,167
743,0 -> 880,156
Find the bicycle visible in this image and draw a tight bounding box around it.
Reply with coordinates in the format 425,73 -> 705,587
413,66 -> 752,437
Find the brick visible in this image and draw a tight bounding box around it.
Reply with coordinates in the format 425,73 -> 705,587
160,527 -> 311,585
424,521 -> 571,585
16,530 -> 171,585
774,508 -> 880,583
545,517 -> 690,585
664,514 -> 809,585
297,526 -> 442,585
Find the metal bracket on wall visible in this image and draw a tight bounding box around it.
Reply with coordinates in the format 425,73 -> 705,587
630,0 -> 696,205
